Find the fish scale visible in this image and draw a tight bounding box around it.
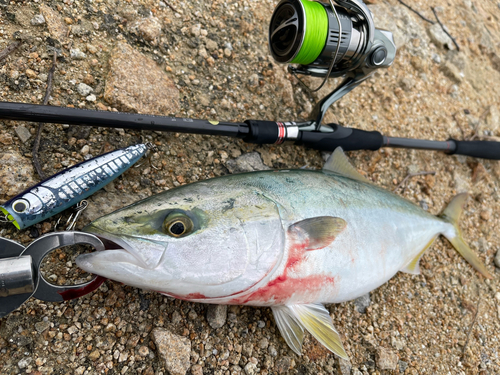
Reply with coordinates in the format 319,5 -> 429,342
76,148 -> 491,359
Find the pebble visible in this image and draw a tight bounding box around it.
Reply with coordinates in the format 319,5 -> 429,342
275,356 -> 292,373
432,53 -> 442,64
268,345 -> 278,357
34,320 -> 50,333
440,61 -> 463,83
494,249 -> 500,268
138,346 -> 149,357
206,304 -> 227,329
337,358 -> 352,375
258,338 -> 269,350
137,17 -> 162,42
0,151 -> 35,200
81,145 -> 90,156
152,328 -> 191,375
354,293 -> 371,313
191,364 -> 203,375
205,39 -> 218,52
104,42 -> 180,115
18,357 -> 32,369
76,83 -> 93,96
86,94 -> 97,102
226,152 -> 270,173
30,14 -> 45,25
244,361 -> 258,375
15,126 -> 31,143
40,4 -> 68,41
376,347 -> 398,370
25,69 -> 37,79
88,350 -> 100,361
0,132 -> 13,145
70,48 -> 87,60
428,23 -> 456,50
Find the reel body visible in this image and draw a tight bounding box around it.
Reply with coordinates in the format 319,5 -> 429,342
269,0 -> 396,127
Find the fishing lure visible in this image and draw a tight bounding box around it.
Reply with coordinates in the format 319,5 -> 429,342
0,144 -> 149,230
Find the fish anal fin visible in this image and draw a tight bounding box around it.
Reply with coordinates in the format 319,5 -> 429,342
440,194 -> 492,279
271,306 -> 305,356
286,303 -> 348,359
401,236 -> 437,275
288,217 -> 347,251
323,147 -> 370,183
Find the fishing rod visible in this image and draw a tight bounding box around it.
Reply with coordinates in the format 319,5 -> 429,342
0,0 -> 499,159
1,101 -> 499,160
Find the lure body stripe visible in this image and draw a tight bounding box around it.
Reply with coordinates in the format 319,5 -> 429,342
0,144 -> 147,229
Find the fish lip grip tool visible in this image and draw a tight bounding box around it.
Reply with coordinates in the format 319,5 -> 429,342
0,231 -> 105,318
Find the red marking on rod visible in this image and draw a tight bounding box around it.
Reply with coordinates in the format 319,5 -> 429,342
275,122 -> 285,144
59,276 -> 107,301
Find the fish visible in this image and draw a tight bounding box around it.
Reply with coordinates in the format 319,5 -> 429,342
76,148 -> 492,359
0,144 -> 148,230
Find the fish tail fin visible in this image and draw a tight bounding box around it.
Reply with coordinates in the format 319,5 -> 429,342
439,193 -> 492,279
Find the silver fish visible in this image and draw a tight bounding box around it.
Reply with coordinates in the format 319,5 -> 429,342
76,148 -> 491,359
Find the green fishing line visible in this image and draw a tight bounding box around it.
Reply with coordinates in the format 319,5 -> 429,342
291,0 -> 328,65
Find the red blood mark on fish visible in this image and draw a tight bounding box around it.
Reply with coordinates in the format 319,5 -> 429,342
59,276 -> 107,301
230,236 -> 337,305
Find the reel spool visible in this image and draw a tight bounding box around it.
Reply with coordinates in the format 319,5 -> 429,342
269,0 -> 396,128
269,0 -> 365,70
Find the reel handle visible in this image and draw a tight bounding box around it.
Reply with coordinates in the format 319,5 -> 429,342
449,140 -> 500,160
297,124 -> 384,151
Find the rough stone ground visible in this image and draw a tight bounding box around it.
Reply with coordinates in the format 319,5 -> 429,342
1,0 -> 500,374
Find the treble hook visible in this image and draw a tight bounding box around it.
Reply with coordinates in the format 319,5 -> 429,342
65,200 -> 89,231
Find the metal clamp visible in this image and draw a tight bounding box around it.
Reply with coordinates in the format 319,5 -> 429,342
0,231 -> 105,318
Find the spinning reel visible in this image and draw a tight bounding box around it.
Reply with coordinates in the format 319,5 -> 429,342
269,0 -> 396,129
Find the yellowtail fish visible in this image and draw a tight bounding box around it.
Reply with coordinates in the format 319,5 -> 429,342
76,148 -> 491,359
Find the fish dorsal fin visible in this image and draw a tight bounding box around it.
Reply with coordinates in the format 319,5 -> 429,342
273,304 -> 348,359
288,217 -> 347,251
323,147 -> 370,183
271,305 -> 305,355
401,235 -> 438,275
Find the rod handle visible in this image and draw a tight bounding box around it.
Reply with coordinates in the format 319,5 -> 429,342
449,140 -> 500,160
297,124 -> 384,152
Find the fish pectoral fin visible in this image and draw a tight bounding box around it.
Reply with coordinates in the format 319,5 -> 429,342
400,235 -> 438,275
323,147 -> 370,183
271,306 -> 305,355
282,303 -> 348,359
288,217 -> 347,251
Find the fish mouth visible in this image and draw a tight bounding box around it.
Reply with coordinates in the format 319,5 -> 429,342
81,224 -> 160,270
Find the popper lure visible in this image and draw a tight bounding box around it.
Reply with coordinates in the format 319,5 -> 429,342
1,144 -> 149,230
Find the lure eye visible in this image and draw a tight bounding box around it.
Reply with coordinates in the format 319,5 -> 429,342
12,199 -> 30,213
163,212 -> 193,237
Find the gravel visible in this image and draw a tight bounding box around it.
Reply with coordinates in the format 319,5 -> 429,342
0,0 -> 500,374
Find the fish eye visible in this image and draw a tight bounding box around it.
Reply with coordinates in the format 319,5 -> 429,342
12,199 -> 30,213
163,212 -> 193,237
